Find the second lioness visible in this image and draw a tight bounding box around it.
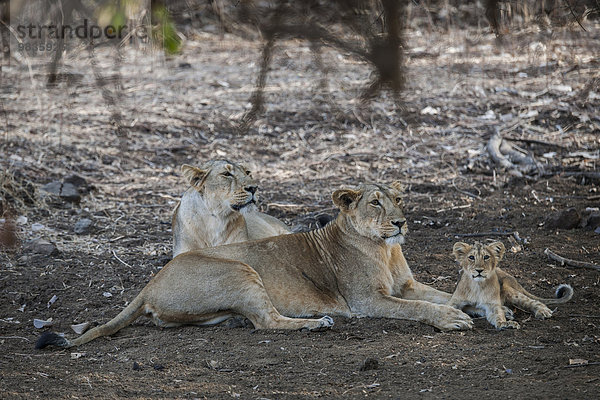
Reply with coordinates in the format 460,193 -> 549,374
36,182 -> 473,350
172,160 -> 290,257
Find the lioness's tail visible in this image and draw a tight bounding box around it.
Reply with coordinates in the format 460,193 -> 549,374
525,284 -> 574,305
36,295 -> 146,349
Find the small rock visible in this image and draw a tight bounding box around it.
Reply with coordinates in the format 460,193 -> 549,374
47,294 -> 58,308
133,362 -> 142,371
33,318 -> 53,328
359,357 -> 379,371
31,223 -> 45,232
63,174 -> 88,190
74,218 -> 93,234
23,238 -> 59,256
580,210 -> 600,231
71,322 -> 90,334
544,208 -> 580,230
153,364 -> 165,371
41,181 -> 81,203
16,215 -> 28,225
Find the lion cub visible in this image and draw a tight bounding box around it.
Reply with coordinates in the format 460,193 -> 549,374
448,241 -> 573,330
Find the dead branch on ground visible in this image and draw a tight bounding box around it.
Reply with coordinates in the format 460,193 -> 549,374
544,248 -> 600,272
487,132 -> 541,178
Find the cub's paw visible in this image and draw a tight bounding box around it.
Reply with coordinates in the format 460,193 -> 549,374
534,307 -> 553,319
502,306 -> 515,321
434,305 -> 473,331
496,320 -> 520,330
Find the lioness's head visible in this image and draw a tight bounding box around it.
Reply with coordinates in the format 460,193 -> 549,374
332,182 -> 408,245
181,160 -> 258,212
453,241 -> 505,281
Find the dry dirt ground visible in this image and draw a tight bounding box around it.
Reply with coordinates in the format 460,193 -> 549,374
1,22 -> 600,399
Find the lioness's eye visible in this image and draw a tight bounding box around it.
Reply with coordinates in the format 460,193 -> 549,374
245,170 -> 251,176
222,171 -> 233,177
395,197 -> 402,204
468,255 -> 475,261
484,255 -> 490,260
370,199 -> 380,206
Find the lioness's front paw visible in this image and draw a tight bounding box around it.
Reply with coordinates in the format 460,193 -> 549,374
496,320 -> 520,330
434,305 -> 473,331
309,315 -> 334,332
534,307 -> 552,319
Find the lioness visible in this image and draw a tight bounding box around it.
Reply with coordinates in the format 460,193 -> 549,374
36,182 -> 472,350
172,160 -> 290,257
448,241 -> 574,330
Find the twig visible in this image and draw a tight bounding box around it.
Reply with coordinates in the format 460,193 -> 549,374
544,248 -> 600,272
564,362 -> 600,369
505,137 -> 567,150
453,231 -> 525,243
112,250 -> 134,269
0,336 -> 31,342
452,179 -> 480,199
564,0 -> 587,32
436,204 -> 471,214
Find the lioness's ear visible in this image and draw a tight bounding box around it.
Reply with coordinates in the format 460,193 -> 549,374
332,188 -> 362,212
486,241 -> 505,261
390,181 -> 406,192
453,242 -> 471,260
181,164 -> 209,188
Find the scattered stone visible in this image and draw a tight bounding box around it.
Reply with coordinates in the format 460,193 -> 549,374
47,294 -> 58,308
359,357 -> 379,371
23,238 -> 59,256
63,174 -> 88,190
16,215 -> 28,225
41,181 -> 81,203
544,208 -> 580,230
31,223 -> 45,232
74,218 -> 93,234
133,362 -> 142,371
580,208 -> 600,231
153,364 -> 165,371
71,322 -> 90,334
33,318 -> 54,329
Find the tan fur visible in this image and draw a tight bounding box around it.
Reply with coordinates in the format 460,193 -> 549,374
172,160 -> 290,257
448,241 -> 574,330
37,183 -> 474,349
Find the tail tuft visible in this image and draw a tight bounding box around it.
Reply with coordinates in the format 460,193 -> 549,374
555,284 -> 574,302
35,332 -> 70,349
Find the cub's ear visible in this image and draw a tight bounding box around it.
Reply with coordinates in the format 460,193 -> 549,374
486,241 -> 505,261
181,164 -> 209,188
453,242 -> 472,260
390,181 -> 406,192
332,188 -> 362,212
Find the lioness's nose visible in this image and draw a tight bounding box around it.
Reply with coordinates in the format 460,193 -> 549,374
245,185 -> 257,194
475,269 -> 484,274
391,219 -> 406,228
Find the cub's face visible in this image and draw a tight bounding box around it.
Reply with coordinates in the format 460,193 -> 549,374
453,241 -> 505,281
181,160 -> 258,212
332,182 -> 408,245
